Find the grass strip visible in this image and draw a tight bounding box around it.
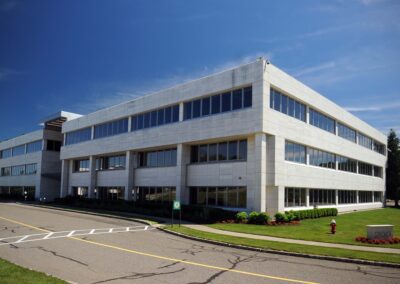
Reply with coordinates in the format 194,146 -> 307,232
165,225 -> 400,264
0,258 -> 66,284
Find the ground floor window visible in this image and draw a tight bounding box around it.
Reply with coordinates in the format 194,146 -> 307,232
374,191 -> 382,202
309,189 -> 336,206
359,191 -> 373,203
189,187 -> 246,208
72,186 -> 88,198
338,190 -> 357,204
285,187 -> 306,207
97,187 -> 125,201
135,187 -> 176,203
24,186 -> 35,200
0,186 -> 35,200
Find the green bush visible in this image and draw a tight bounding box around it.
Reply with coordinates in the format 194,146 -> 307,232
235,212 -> 248,223
256,212 -> 270,224
248,211 -> 260,224
288,208 -> 338,220
285,211 -> 296,222
275,212 -> 286,222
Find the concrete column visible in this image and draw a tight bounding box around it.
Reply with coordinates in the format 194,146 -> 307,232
88,156 -> 97,198
266,186 -> 285,216
90,126 -> 95,140
176,143 -> 190,204
253,133 -> 267,212
60,160 -> 70,197
306,105 -> 310,124
356,190 -> 359,204
127,116 -> 132,132
335,189 -> 339,205
124,150 -> 134,201
306,148 -> 310,165
335,120 -> 338,135
356,161 -> 359,174
179,102 -> 184,121
372,191 -> 375,203
306,188 -> 310,207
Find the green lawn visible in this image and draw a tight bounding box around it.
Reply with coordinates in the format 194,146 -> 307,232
165,226 -> 400,264
0,258 -> 66,284
208,208 -> 400,248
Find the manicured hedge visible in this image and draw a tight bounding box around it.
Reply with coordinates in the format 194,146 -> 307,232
286,208 -> 338,220
53,196 -> 237,223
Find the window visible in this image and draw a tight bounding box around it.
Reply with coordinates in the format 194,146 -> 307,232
270,88 -> 306,122
374,192 -> 382,202
190,140 -> 247,163
94,118 -> 128,139
358,161 -> 373,176
337,156 -> 357,173
358,133 -> 372,149
72,187 -> 88,198
12,145 -> 25,156
373,141 -> 385,155
190,187 -> 247,208
309,148 -> 335,169
138,149 -> 177,167
136,187 -> 176,203
0,148 -> 12,159
309,108 -> 335,134
65,127 -> 92,145
27,140 -> 42,153
309,189 -> 336,206
96,155 -> 126,170
74,159 -> 90,172
46,140 -> 61,151
132,104 -> 179,131
338,190 -> 357,204
25,163 -> 37,175
1,167 -> 11,176
11,165 -> 25,176
285,188 -> 306,207
359,191 -> 373,203
373,166 -> 383,178
184,86 -> 252,120
97,187 -> 124,201
285,141 -> 306,164
338,123 -> 356,143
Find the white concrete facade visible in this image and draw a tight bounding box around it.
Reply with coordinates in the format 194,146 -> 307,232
58,59 -> 386,215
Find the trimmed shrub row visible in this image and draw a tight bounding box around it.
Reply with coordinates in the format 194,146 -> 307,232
235,211 -> 271,225
289,208 -> 338,220
53,196 -> 237,223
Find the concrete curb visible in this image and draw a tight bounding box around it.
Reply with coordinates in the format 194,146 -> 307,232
19,203 -> 157,226
158,226 -> 400,269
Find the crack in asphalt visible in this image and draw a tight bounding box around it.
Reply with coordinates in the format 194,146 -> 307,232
91,268 -> 186,283
35,246 -> 89,267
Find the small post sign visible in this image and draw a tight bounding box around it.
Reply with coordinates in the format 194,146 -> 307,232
171,200 -> 181,227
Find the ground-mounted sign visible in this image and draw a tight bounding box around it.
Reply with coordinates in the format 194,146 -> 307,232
171,200 -> 181,227
367,225 -> 393,240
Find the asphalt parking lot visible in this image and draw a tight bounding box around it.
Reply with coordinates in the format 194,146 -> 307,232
0,203 -> 399,284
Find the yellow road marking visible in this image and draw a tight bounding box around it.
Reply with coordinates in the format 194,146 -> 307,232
0,215 -> 318,284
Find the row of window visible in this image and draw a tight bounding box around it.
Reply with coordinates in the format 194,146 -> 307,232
184,87 -> 252,121
285,141 -> 383,177
0,186 -> 36,200
0,140 -> 43,159
190,140 -> 247,164
270,88 -> 306,122
132,104 -> 179,131
136,187 -> 177,203
285,188 -> 383,207
0,163 -> 37,176
65,127 -> 92,145
96,155 -> 126,171
189,187 -> 247,208
138,149 -> 177,168
269,88 -> 385,156
94,118 -> 129,139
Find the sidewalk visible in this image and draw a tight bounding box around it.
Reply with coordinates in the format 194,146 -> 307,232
183,224 -> 400,254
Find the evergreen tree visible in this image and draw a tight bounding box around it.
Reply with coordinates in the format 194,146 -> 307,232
386,129 -> 400,207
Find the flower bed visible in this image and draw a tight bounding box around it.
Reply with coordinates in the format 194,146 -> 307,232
355,236 -> 400,245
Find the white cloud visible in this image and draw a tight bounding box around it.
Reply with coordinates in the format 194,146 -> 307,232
345,101 -> 400,112
0,68 -> 22,81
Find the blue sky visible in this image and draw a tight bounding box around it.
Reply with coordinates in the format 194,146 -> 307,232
0,0 -> 399,141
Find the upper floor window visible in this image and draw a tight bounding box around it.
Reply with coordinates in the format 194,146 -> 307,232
337,155 -> 357,173
338,123 -> 356,143
65,127 -> 92,145
270,88 -> 306,122
373,141 -> 385,155
0,148 -> 12,159
358,161 -> 373,176
285,141 -> 306,164
73,159 -> 90,172
96,155 -> 126,171
309,108 -> 335,134
358,133 -> 372,150
26,140 -> 42,153
12,145 -> 25,157
25,163 -> 37,175
373,166 -> 383,178
11,165 -> 25,176
308,147 -> 335,169
190,140 -> 247,163
94,118 -> 128,139
184,86 -> 252,121
132,104 -> 179,131
138,148 -> 177,167
0,167 -> 11,176
46,140 -> 61,152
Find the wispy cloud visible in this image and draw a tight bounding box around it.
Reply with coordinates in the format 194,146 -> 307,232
0,68 -> 22,81
345,101 -> 400,112
291,62 -> 336,77
0,0 -> 17,12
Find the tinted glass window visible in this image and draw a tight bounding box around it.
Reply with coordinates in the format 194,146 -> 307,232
232,89 -> 242,110
228,141 -> 238,160
208,143 -> 217,161
211,94 -> 221,114
218,142 -> 227,161
165,107 -> 172,124
157,109 -> 164,126
184,102 -> 192,120
221,92 -> 231,112
243,87 -> 252,108
172,105 -> 179,122
192,99 -> 201,118
202,97 -> 210,116
150,111 -> 157,127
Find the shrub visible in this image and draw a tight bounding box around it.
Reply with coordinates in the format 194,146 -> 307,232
256,212 -> 270,225
248,212 -> 260,224
275,212 -> 286,223
235,212 -> 248,223
285,211 -> 296,222
287,208 -> 338,221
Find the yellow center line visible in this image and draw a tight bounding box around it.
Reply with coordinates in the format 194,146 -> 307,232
0,215 -> 319,284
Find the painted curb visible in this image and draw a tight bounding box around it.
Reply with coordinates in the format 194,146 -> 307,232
158,226 -> 400,269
